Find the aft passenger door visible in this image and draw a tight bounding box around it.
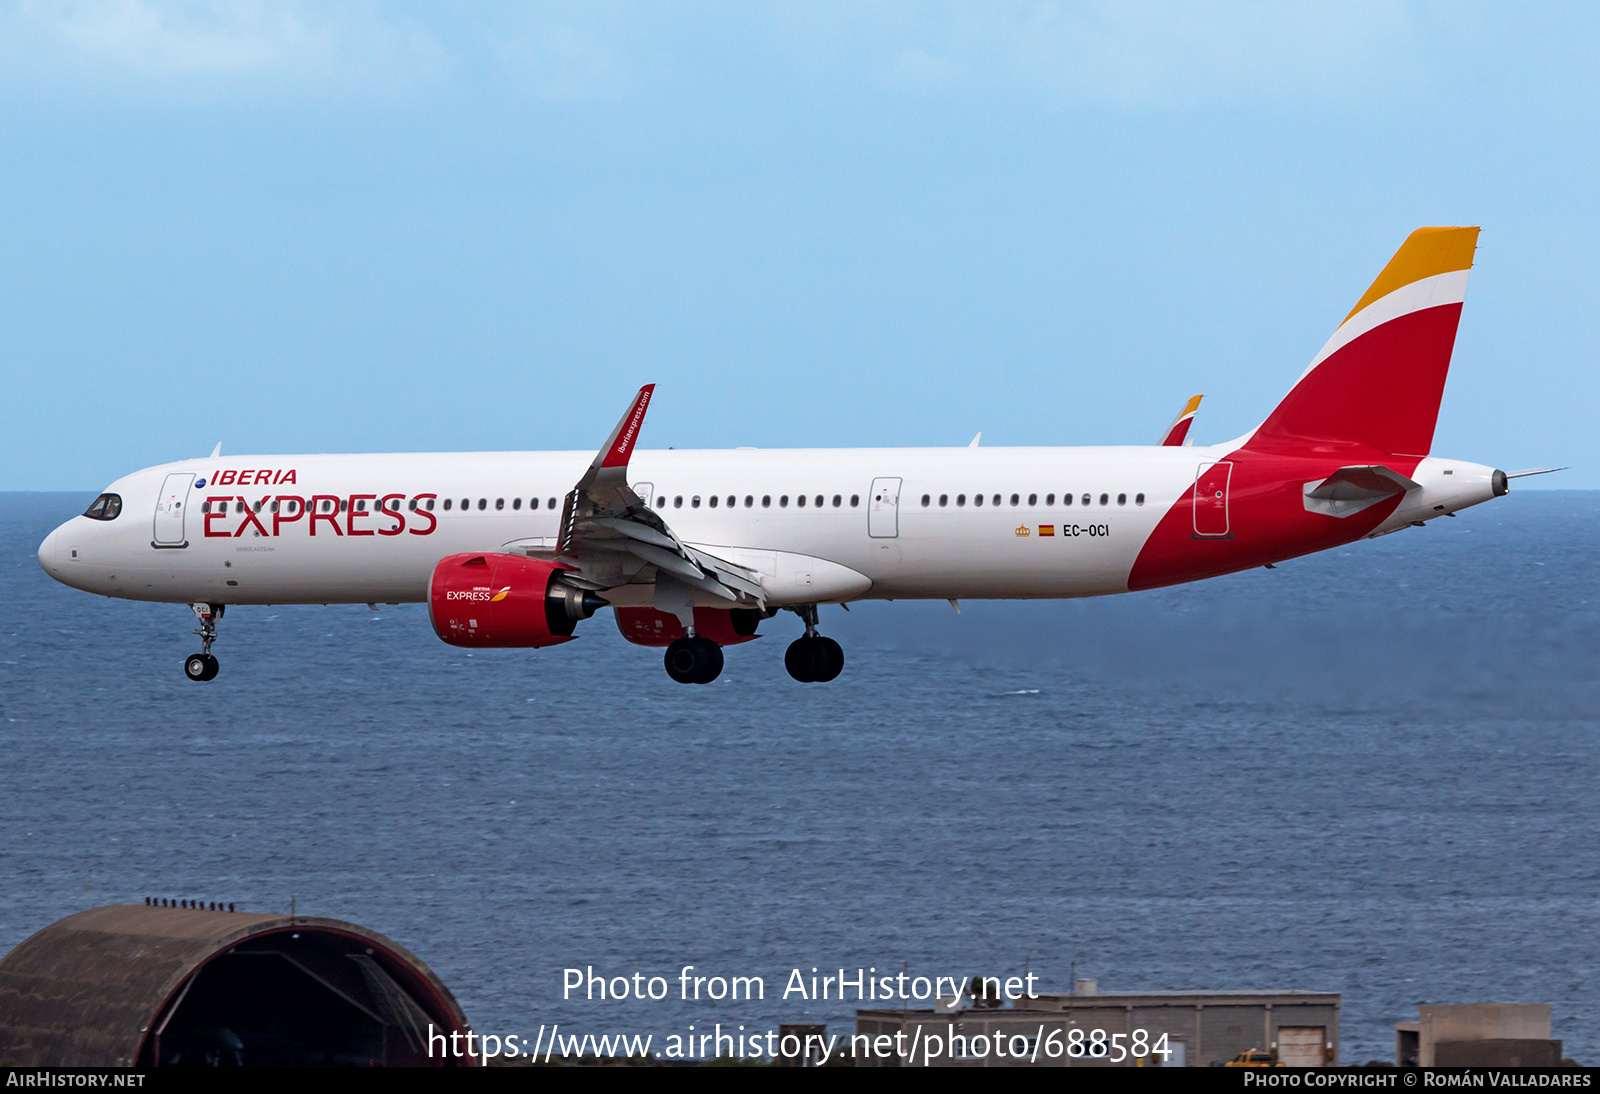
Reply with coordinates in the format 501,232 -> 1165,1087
868,477 -> 901,538
153,472 -> 194,547
1193,461 -> 1232,538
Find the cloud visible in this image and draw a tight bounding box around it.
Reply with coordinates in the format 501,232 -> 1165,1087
494,20 -> 630,102
872,0 -> 1417,108
0,0 -> 450,100
0,0 -> 1419,111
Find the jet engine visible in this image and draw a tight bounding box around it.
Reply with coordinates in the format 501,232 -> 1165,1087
428,553 -> 605,648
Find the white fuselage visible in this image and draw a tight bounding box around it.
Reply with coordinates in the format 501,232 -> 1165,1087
37,444 -> 1500,610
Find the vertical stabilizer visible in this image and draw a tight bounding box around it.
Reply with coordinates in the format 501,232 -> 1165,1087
1246,227 -> 1479,456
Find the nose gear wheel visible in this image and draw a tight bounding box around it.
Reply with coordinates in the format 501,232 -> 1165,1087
184,602 -> 224,681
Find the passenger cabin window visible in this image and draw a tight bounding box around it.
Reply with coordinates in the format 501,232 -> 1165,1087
1135,493 -> 1145,505
530,497 -> 540,509
992,494 -> 1001,506
920,494 -> 930,507
512,498 -> 522,510
674,496 -> 683,508
780,495 -> 789,507
762,495 -> 772,508
1117,493 -> 1126,506
1081,494 -> 1091,506
815,495 -> 824,508
495,498 -> 505,510
547,497 -> 557,510
745,495 -> 754,507
692,496 -> 701,508
709,495 -> 718,508
797,494 -> 806,508
657,496 -> 667,509
832,495 -> 842,508
939,494 -> 948,507
443,499 -> 453,511
957,494 -> 966,506
728,496 -> 736,508
1099,493 -> 1109,506
83,493 -> 122,521
1046,493 -> 1055,505
1010,493 -> 1020,506
1063,494 -> 1073,506
426,499 -> 435,510
974,494 -> 984,507
850,495 -> 860,507
1028,493 -> 1037,506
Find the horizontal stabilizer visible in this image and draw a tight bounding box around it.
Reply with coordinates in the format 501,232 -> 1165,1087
1303,464 -> 1418,518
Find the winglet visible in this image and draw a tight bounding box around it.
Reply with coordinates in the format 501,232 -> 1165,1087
561,386 -> 658,555
1159,395 -> 1203,446
597,384 -> 655,471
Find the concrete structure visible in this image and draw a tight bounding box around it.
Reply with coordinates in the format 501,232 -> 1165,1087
857,985 -> 1339,1067
0,904 -> 473,1067
1395,1004 -> 1559,1067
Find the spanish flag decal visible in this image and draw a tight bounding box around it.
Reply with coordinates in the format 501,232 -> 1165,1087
1039,525 -> 1055,537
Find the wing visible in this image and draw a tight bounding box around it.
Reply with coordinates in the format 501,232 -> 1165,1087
544,385 -> 766,606
1159,394 -> 1203,446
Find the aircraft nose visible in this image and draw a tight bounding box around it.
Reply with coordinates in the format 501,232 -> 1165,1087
37,523 -> 70,578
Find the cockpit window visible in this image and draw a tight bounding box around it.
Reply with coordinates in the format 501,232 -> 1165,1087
83,493 -> 122,521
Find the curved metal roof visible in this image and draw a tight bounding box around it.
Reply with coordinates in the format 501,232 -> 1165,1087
0,904 -> 471,1067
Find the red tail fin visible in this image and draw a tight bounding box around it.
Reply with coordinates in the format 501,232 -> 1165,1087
1247,227 -> 1479,456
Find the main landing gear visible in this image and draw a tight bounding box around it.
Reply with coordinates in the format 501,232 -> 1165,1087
184,602 -> 222,682
664,635 -> 724,685
658,604 -> 845,685
785,604 -> 843,683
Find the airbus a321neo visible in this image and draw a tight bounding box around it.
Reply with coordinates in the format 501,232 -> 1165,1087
38,227 -> 1554,684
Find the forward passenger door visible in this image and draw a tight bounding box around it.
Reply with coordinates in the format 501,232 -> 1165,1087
868,477 -> 901,538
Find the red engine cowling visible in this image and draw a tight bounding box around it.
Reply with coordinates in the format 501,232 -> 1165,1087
614,606 -> 763,647
429,553 -> 604,648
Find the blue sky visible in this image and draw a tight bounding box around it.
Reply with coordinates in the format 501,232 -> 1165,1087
2,2 -> 1595,490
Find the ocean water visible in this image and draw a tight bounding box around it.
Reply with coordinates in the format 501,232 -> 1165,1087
1,489 -> 1596,1064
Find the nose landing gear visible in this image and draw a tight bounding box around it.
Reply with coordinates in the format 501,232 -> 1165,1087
785,604 -> 843,683
185,602 -> 222,681
664,634 -> 724,684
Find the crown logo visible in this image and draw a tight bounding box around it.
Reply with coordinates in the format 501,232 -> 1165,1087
1014,525 -> 1031,537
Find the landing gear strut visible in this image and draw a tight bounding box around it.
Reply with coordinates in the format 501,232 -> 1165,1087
184,602 -> 222,682
785,604 -> 843,683
664,634 -> 723,684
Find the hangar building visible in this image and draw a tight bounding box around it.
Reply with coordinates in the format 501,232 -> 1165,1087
0,903 -> 473,1067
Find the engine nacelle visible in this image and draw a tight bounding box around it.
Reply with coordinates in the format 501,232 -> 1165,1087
429,553 -> 605,648
614,606 -> 764,647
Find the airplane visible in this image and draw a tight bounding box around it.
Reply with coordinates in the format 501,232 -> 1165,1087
38,226 -> 1553,686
